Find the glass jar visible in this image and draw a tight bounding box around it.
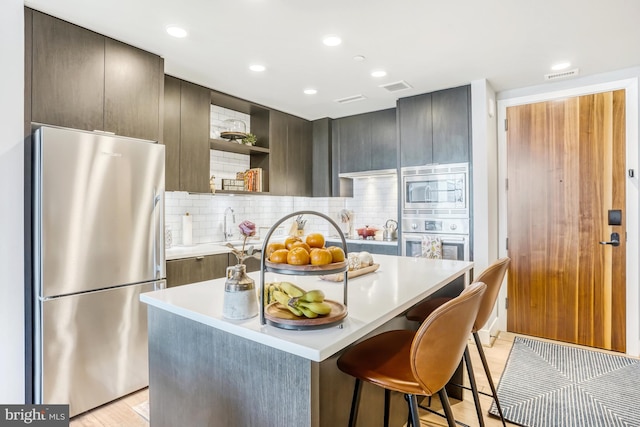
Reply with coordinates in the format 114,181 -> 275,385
223,119 -> 247,134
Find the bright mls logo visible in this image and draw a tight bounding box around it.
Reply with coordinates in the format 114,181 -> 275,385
0,405 -> 68,426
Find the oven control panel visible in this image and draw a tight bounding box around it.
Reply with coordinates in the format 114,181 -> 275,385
402,217 -> 469,235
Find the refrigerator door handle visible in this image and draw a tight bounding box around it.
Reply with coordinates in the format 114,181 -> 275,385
153,189 -> 164,279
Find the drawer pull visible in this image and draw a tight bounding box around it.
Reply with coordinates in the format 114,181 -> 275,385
195,256 -> 204,260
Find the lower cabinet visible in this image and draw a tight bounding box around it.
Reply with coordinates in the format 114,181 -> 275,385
229,253 -> 261,273
167,252 -> 263,288
166,254 -> 228,288
325,240 -> 399,256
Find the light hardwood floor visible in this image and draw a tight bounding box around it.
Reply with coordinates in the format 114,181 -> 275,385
70,331 -> 518,426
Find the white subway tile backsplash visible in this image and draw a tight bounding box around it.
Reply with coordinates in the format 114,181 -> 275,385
164,175 -> 397,247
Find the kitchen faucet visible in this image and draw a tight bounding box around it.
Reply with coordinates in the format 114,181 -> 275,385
224,207 -> 236,241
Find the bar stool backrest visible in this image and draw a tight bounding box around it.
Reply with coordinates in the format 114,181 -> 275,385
472,257 -> 510,333
410,281 -> 486,396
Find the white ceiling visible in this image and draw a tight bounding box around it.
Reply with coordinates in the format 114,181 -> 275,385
24,0 -> 640,121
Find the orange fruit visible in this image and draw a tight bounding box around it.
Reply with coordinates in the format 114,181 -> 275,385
305,233 -> 325,249
269,249 -> 289,264
287,247 -> 310,265
310,248 -> 332,266
266,242 -> 286,258
327,246 -> 346,263
284,236 -> 302,250
290,241 -> 311,253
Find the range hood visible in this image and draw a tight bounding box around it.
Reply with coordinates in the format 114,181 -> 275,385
339,169 -> 397,179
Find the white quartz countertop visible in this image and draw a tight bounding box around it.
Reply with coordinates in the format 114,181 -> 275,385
165,240 -> 261,260
142,255 -> 473,362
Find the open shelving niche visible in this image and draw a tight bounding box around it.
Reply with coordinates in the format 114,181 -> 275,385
209,90 -> 271,194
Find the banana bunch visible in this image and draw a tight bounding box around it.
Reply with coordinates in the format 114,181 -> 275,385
266,281 -> 332,318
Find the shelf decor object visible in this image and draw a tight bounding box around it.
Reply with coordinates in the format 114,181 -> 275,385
220,118 -> 247,142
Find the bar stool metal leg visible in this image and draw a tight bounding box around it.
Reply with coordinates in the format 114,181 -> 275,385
348,379 -> 362,427
473,332 -> 507,427
463,346 -> 486,427
384,389 -> 390,427
406,394 -> 421,427
438,388 -> 457,427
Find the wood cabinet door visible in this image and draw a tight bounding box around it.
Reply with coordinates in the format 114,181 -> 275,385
370,108 -> 397,171
31,11 -> 104,132
163,75 -> 181,191
337,114 -> 371,173
179,81 -> 211,193
432,85 -> 470,164
398,93 -> 433,167
312,118 -> 333,197
287,115 -> 312,196
104,38 -> 162,141
269,111 -> 288,196
166,254 -> 228,287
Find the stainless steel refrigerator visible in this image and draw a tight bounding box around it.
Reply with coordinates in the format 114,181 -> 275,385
31,125 -> 166,417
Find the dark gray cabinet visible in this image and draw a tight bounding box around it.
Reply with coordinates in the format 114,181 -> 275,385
30,10 -> 163,141
163,75 -> 211,193
325,240 -> 399,256
312,118 -> 332,197
166,254 -> 228,288
398,85 -> 471,167
398,93 -> 433,167
333,108 -> 397,173
432,85 -> 471,164
269,111 -> 312,196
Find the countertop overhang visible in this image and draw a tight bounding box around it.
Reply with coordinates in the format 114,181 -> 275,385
141,255 -> 473,361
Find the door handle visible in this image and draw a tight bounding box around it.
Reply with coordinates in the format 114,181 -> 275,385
599,232 -> 620,247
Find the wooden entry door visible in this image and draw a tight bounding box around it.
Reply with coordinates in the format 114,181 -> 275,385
506,90 -> 626,352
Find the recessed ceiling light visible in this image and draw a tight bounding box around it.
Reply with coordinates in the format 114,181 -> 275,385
353,55 -> 366,62
322,35 -> 342,47
551,62 -> 571,71
249,64 -> 266,72
304,88 -> 318,95
371,70 -> 387,78
166,26 -> 188,38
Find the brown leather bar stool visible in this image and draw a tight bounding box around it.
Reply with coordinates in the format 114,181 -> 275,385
337,282 -> 487,427
406,257 -> 511,427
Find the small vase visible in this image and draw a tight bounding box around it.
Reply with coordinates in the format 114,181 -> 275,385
222,264 -> 258,320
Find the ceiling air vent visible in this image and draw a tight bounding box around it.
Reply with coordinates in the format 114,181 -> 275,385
334,94 -> 367,104
544,68 -> 580,81
379,80 -> 412,92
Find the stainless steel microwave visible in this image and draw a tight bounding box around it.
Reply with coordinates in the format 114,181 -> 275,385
401,163 -> 469,211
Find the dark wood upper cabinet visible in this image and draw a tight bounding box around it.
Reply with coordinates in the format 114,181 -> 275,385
334,108 -> 396,173
163,76 -> 182,191
398,85 -> 471,167
29,10 -> 163,141
398,93 -> 433,167
163,75 -> 211,193
269,111 -> 312,196
312,118 -> 332,197
31,10 -> 104,132
370,108 -> 397,171
104,38 -> 163,141
432,85 -> 471,164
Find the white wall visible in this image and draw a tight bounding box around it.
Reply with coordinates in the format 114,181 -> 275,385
470,79 -> 499,344
0,0 -> 25,403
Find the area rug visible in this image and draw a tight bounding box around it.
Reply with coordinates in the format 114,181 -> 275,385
132,400 -> 149,422
489,336 -> 640,426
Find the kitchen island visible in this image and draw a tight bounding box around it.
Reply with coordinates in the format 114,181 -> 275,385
141,254 -> 473,427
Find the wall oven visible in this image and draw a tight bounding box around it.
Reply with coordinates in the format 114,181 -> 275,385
401,162 -> 469,216
401,217 -> 469,261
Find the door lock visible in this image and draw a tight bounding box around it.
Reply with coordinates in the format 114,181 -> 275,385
599,232 -> 620,247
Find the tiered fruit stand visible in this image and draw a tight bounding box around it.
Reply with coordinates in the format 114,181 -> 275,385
259,210 -> 349,329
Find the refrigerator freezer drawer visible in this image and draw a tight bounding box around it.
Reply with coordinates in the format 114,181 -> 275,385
35,280 -> 164,417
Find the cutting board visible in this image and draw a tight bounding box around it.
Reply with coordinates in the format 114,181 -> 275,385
319,263 -> 380,282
